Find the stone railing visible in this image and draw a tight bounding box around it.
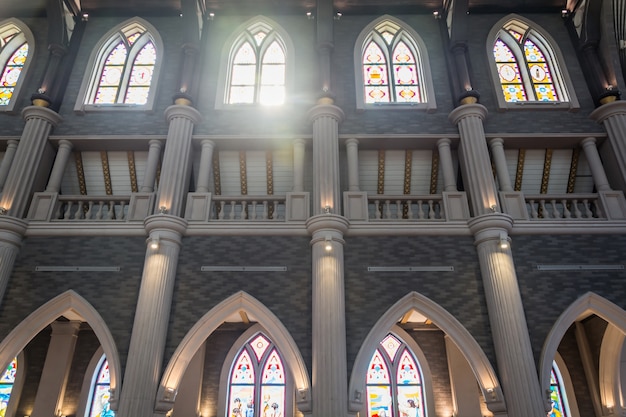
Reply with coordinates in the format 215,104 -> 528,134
368,195 -> 445,220
211,195 -> 286,221
524,194 -> 603,220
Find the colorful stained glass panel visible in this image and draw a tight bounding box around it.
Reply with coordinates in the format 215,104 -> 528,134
501,84 -> 527,102
397,385 -> 422,417
232,350 -> 255,383
496,63 -> 522,83
367,350 -> 390,383
228,385 -> 254,417
0,357 -> 16,384
493,39 -> 516,62
259,384 -> 285,417
250,334 -> 270,361
125,87 -> 150,104
366,385 -> 392,417
397,350 -> 420,384
524,39 -> 546,62
381,334 -> 401,360
261,350 -> 285,384
548,368 -> 568,417
0,43 -> 28,104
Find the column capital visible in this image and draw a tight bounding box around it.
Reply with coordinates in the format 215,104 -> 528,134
590,100 -> 626,123
0,217 -> 28,247
21,105 -> 63,127
308,103 -> 345,124
57,139 -> 73,150
306,214 -> 349,239
580,136 -> 597,147
488,137 -> 504,147
164,104 -> 202,124
468,213 -> 513,245
437,137 -> 452,146
149,139 -> 163,147
144,214 -> 188,246
345,138 -> 359,146
448,103 -> 488,125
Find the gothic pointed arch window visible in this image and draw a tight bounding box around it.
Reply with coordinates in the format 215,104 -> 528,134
488,16 -> 579,110
548,360 -> 573,417
0,19 -> 34,112
75,19 -> 163,112
219,19 -> 291,107
86,355 -> 114,417
0,357 -> 18,417
225,332 -> 288,417
355,17 -> 436,111
366,333 -> 426,417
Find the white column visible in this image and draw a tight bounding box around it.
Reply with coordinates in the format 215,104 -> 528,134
0,217 -> 27,306
195,140 -> 215,193
449,104 -> 499,215
45,140 -> 73,193
489,138 -> 514,192
293,139 -> 306,192
157,105 -> 202,216
31,321 -> 81,417
345,138 -> 360,192
116,215 -> 188,417
0,106 -> 62,217
141,140 -> 163,193
306,215 -> 349,417
590,101 -> 626,187
308,103 -> 344,214
0,140 -> 18,192
437,138 -> 458,191
581,137 -> 611,192
469,214 -> 547,417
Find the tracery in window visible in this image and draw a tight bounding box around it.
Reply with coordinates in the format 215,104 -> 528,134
366,333 -> 425,417
227,22 -> 286,105
227,333 -> 286,417
362,20 -> 424,105
87,356 -> 114,417
548,361 -> 570,417
0,357 -> 17,417
0,21 -> 32,109
492,19 -> 566,103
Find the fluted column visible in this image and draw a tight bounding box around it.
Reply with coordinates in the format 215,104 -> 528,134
0,106 -> 62,217
31,321 -> 81,417
140,140 -> 163,193
581,137 -> 611,192
0,140 -> 18,192
489,138 -> 513,192
469,214 -> 546,417
195,140 -> 215,193
437,138 -> 458,191
116,215 -> 188,417
345,138 -> 360,192
308,103 -> 344,214
45,140 -> 73,193
292,139 -> 306,192
0,217 -> 27,305
590,101 -> 626,187
306,214 -> 349,417
449,104 -> 499,215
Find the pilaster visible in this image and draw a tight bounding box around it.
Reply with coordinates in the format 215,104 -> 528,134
141,140 -> 163,193
590,101 -> 626,187
0,140 -> 18,192
46,140 -> 73,193
0,217 -> 27,305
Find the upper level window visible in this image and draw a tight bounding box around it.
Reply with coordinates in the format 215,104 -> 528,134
355,16 -> 436,111
87,356 -> 114,417
366,333 -> 426,417
0,357 -> 17,416
488,16 -> 578,110
75,19 -> 162,112
227,332 -> 286,417
222,20 -> 288,106
0,20 -> 34,112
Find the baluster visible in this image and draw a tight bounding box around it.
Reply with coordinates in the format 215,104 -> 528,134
417,200 -> 424,219
248,201 -> 256,220
550,199 -> 560,218
95,201 -> 105,219
85,201 -> 94,220
382,200 -> 389,219
592,199 -> 602,218
107,201 -> 115,220
539,200 -> 549,219
76,201 -> 85,220
529,200 -> 538,219
229,201 -> 236,220
63,201 -> 73,220
218,201 -> 225,220
374,200 -> 381,219
561,199 -> 571,218
395,200 -> 401,219
262,201 -> 268,219
55,202 -> 63,220
428,200 -> 435,219
406,200 -> 413,219
241,201 -> 248,220
572,200 -> 582,219
119,201 -> 126,220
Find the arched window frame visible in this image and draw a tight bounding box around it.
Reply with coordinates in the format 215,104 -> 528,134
215,16 -> 294,109
218,324 -> 293,417
487,15 -> 579,111
77,349 -> 114,417
0,353 -> 25,417
549,355 -> 579,417
74,18 -> 163,113
354,16 -> 436,111
0,19 -> 35,113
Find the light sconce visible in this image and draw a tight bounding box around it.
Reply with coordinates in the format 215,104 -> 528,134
561,9 -> 570,18
306,11 -> 314,20
150,235 -> 160,250
490,204 -> 498,213
324,205 -> 331,214
324,236 -> 333,251
81,13 -> 89,21
486,387 -> 496,401
0,207 -> 7,215
334,12 -> 342,20
179,13 -> 183,17
37,88 -> 46,94
208,12 -> 215,20
499,232 -> 509,250
433,10 -> 441,19
297,388 -> 307,401
607,84 -> 615,91
607,406 -> 614,415
159,206 -> 168,214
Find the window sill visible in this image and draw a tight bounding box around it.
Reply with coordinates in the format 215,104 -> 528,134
497,101 -> 578,112
357,102 -> 436,112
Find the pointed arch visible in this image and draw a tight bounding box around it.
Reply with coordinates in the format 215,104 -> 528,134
486,14 -> 579,110
354,15 -> 436,111
215,16 -> 294,108
599,325 -> 625,416
158,291 -> 311,414
348,291 -> 506,414
74,17 -> 163,112
0,290 -> 121,410
540,292 -> 626,402
551,353 -> 580,417
0,18 -> 35,112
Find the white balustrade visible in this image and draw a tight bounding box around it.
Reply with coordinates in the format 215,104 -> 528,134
212,195 -> 286,221
524,194 -> 602,220
53,195 -> 131,221
367,195 -> 444,220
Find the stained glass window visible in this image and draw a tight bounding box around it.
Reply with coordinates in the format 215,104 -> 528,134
90,24 -> 156,106
362,21 -> 424,105
366,334 -> 425,417
227,24 -> 286,105
87,357 -> 114,417
493,20 -> 562,103
0,22 -> 29,107
548,362 -> 569,417
227,333 -> 286,417
0,357 -> 17,417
